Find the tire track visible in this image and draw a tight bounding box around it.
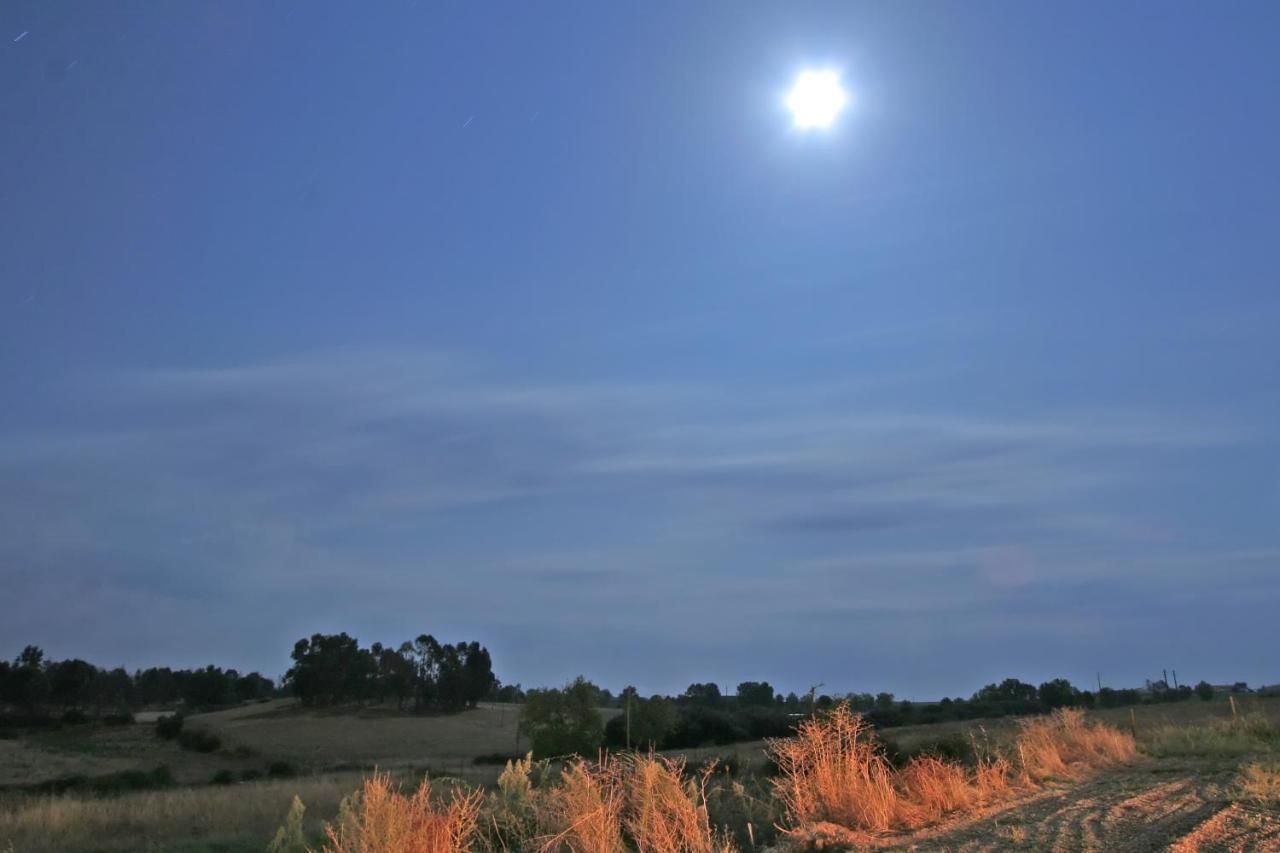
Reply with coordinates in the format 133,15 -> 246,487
881,765 -> 1266,851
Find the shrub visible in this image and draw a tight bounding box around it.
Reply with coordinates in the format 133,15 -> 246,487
766,702 -> 1132,839
897,733 -> 975,766
102,710 -> 134,726
485,753 -> 541,851
319,772 -> 484,853
537,754 -> 736,853
176,728 -> 221,753
473,752 -> 522,766
155,713 -> 184,739
520,677 -> 603,759
267,760 -> 298,778
1014,708 -> 1136,782
767,704 -> 898,833
1239,762 -> 1280,804
267,795 -> 309,853
25,765 -> 174,796
60,708 -> 89,725
210,769 -> 235,785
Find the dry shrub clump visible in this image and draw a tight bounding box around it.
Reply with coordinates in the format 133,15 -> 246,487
768,704 -> 1134,839
539,759 -> 627,853
1239,762 -> 1280,805
767,704 -> 898,834
538,754 -> 736,853
1014,708 -> 1137,783
894,756 -> 976,823
319,772 -> 484,853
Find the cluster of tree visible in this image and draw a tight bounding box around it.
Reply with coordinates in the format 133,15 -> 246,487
518,674 -> 1231,759
284,633 -> 496,713
520,679 -> 801,758
0,646 -> 274,715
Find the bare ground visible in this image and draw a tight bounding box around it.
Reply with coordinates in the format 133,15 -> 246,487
872,760 -> 1280,852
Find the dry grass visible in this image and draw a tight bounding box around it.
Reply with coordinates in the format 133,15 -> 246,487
535,754 -> 735,853
538,759 -> 627,853
767,704 -> 1135,838
1239,762 -> 1280,805
768,705 -> 898,833
0,772 -> 363,852
1141,713 -> 1280,758
191,700 -> 618,779
318,772 -> 484,853
1015,708 -> 1137,782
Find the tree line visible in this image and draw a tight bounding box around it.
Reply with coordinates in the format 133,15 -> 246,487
285,632 -> 497,712
517,674 -> 1227,759
0,645 -> 274,717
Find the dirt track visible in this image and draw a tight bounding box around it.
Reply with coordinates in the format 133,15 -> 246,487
879,761 -> 1280,852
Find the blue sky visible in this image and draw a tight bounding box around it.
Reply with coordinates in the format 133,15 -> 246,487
2,2 -> 1278,698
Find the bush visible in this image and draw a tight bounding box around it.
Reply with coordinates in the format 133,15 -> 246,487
666,707 -> 747,749
267,760 -> 298,778
177,728 -> 221,753
61,708 -> 90,725
902,733 -> 976,766
268,795 -> 309,853
25,766 -> 174,796
102,710 -> 135,726
241,768 -> 264,781
155,713 -> 184,739
318,773 -> 483,852
474,752 -> 523,766
520,677 -> 603,758
210,769 -> 235,785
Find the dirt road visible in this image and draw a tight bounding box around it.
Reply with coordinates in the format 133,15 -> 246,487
879,761 -> 1280,852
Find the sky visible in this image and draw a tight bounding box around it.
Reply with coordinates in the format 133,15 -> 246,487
1,2 -> 1278,700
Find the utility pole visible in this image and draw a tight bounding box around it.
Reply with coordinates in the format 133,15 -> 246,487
1096,672 -> 1102,692
808,683 -> 824,718
1172,669 -> 1179,689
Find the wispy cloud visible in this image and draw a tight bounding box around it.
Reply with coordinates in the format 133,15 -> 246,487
0,347 -> 1270,693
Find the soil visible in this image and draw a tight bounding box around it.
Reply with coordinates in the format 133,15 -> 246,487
874,759 -> 1280,852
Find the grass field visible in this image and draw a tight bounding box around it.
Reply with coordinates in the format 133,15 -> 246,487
1,695 -> 1277,851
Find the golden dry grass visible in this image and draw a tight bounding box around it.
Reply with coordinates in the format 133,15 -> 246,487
535,754 -> 735,853
767,705 -> 898,833
1015,708 -> 1137,782
767,704 -> 1136,838
319,772 -> 484,853
1239,762 -> 1280,805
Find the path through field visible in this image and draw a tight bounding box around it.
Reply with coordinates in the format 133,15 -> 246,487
883,761 -> 1280,851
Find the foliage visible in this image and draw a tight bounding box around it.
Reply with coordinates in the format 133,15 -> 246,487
155,713 -> 184,740
0,645 -> 276,715
734,682 -> 775,707
520,677 -> 604,758
285,633 -> 495,712
177,728 -> 222,753
267,795 -> 309,853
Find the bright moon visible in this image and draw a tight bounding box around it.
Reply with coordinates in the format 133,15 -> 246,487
786,70 -> 848,129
